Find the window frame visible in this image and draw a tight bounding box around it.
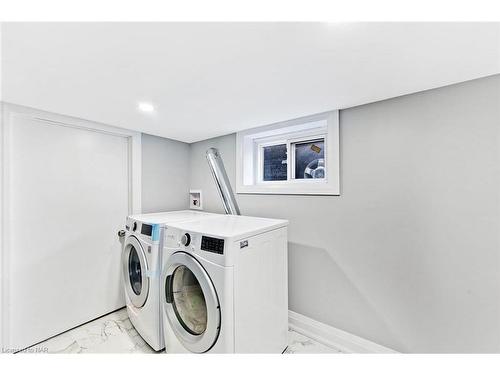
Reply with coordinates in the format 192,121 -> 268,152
236,110 -> 340,195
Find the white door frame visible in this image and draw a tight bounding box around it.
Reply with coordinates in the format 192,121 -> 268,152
0,102 -> 142,349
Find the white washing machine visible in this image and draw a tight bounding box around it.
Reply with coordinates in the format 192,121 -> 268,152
122,210 -> 218,351
160,215 -> 289,353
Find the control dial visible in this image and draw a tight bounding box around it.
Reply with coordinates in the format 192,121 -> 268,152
181,233 -> 191,247
132,222 -> 137,231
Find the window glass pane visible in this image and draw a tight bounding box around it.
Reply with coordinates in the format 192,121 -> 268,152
262,144 -> 287,181
294,139 -> 325,179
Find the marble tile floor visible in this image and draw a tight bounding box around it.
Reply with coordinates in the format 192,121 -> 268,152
22,308 -> 344,354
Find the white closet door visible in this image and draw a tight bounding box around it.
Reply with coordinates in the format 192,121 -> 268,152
3,107 -> 140,350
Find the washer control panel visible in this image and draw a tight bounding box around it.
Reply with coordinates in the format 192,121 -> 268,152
141,223 -> 152,236
201,236 -> 224,254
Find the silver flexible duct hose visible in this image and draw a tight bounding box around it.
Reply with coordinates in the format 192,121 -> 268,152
206,147 -> 241,215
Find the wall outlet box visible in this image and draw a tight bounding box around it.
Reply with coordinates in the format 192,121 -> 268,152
189,189 -> 203,210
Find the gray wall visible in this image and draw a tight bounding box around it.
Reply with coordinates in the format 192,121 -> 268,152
141,133 -> 190,213
189,75 -> 500,353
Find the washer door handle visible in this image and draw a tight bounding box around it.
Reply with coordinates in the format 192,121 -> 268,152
165,275 -> 173,304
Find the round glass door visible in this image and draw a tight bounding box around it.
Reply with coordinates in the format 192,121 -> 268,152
129,247 -> 142,295
163,252 -> 220,353
122,235 -> 149,307
171,265 -> 208,335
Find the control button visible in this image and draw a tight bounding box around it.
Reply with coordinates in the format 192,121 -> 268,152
181,233 -> 191,247
132,222 -> 137,232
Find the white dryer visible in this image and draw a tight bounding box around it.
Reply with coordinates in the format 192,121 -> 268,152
160,215 -> 289,353
122,210 -> 218,351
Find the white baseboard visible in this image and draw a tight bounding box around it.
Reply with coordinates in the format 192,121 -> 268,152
288,310 -> 398,353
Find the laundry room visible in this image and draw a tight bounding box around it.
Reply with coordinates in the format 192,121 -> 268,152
1,3 -> 500,374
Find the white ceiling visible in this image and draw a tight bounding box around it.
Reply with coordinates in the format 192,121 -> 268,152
2,22 -> 499,143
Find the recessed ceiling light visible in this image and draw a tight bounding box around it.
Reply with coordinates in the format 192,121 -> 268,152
138,102 -> 155,113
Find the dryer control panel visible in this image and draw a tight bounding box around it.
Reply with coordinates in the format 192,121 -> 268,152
201,236 -> 224,254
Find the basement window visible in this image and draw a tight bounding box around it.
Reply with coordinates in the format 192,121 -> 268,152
236,111 -> 339,195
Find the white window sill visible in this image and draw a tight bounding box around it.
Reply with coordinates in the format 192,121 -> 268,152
237,185 -> 339,196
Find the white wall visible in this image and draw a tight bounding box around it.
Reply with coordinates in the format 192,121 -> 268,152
141,134 -> 190,213
189,75 -> 500,353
